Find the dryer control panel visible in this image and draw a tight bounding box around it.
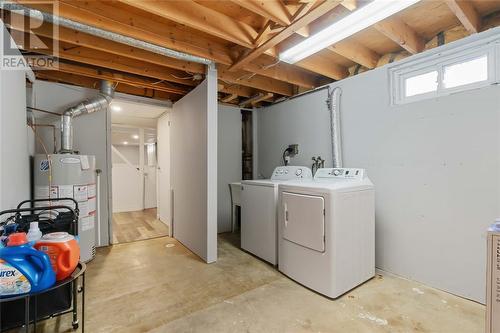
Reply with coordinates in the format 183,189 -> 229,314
314,168 -> 365,180
271,166 -> 313,180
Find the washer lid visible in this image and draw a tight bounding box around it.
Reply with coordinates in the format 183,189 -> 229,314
241,179 -> 276,188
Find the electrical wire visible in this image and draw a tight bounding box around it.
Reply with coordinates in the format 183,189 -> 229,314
261,59 -> 281,70
171,74 -> 195,80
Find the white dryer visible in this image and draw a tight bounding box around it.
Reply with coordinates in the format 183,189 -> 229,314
241,166 -> 313,265
278,168 -> 375,298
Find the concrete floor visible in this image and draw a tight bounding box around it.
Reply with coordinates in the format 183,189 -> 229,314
35,234 -> 484,333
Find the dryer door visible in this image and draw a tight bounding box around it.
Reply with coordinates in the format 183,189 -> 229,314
282,192 -> 325,252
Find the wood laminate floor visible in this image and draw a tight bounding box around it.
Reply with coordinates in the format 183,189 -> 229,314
31,233 -> 484,333
112,208 -> 169,244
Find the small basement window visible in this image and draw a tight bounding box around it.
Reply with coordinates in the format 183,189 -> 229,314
443,55 -> 488,89
391,43 -> 498,104
404,70 -> 438,97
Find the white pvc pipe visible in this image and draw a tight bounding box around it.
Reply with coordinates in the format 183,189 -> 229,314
96,170 -> 101,246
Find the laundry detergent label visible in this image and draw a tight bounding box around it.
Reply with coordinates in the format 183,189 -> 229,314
0,260 -> 31,296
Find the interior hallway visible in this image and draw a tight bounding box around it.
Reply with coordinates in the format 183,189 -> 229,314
112,208 -> 169,244
35,234 -> 484,333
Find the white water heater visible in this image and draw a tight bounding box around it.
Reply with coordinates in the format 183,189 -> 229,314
34,154 -> 97,262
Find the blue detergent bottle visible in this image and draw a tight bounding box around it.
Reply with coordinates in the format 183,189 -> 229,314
0,233 -> 56,297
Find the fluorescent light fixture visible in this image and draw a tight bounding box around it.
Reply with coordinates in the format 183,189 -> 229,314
279,0 -> 421,64
123,141 -> 128,145
110,104 -> 122,112
132,134 -> 139,139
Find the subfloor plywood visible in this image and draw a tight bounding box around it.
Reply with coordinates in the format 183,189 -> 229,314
32,233 -> 484,333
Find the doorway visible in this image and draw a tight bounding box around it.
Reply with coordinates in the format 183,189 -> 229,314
110,99 -> 170,244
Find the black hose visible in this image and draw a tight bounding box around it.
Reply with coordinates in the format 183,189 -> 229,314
282,148 -> 292,166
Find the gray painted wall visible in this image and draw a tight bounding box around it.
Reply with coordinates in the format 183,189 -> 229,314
0,24 -> 30,212
217,105 -> 242,233
257,33 -> 500,303
0,70 -> 30,211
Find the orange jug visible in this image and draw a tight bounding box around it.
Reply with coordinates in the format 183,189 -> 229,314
35,232 -> 80,281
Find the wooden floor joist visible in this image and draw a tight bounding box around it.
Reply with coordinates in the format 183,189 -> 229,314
10,0 -> 500,105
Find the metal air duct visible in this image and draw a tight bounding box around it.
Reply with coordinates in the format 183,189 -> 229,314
60,80 -> 114,153
327,87 -> 343,168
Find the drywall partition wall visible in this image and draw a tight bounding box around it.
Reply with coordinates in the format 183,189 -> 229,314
257,31 -> 500,303
31,80 -> 112,247
170,70 -> 218,263
217,105 -> 242,233
0,69 -> 30,212
157,113 -> 171,231
0,23 -> 31,212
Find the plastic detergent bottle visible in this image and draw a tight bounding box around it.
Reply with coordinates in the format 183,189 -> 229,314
0,233 -> 56,297
27,222 -> 43,243
35,232 -> 80,281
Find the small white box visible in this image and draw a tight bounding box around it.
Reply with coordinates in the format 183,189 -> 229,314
486,220 -> 500,333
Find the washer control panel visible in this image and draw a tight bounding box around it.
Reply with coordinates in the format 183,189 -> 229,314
314,168 -> 366,180
271,166 -> 313,180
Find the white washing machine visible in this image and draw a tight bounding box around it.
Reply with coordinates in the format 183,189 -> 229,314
278,168 -> 375,298
241,166 -> 313,265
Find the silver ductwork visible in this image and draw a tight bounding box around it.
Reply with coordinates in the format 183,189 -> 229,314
1,2 -> 213,65
60,80 -> 114,153
327,87 -> 343,168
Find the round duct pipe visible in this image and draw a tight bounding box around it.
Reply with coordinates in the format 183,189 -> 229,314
60,80 -> 114,154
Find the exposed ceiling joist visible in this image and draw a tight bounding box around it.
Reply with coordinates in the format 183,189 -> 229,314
13,0 -> 500,104
118,0 -> 258,48
37,61 -> 189,96
231,0 -> 291,27
340,0 -> 357,11
5,11 -> 206,74
12,34 -> 199,87
36,71 -> 176,101
12,30 -> 295,97
296,53 -> 349,80
375,17 -> 425,54
239,92 -> 274,107
229,0 -> 342,71
445,0 -> 481,34
328,41 -> 380,69
217,82 -> 255,98
251,92 -> 274,106
220,94 -> 239,103
31,4 -> 317,88
218,64 -> 294,96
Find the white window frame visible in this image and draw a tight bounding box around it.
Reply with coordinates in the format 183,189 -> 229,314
390,42 -> 499,105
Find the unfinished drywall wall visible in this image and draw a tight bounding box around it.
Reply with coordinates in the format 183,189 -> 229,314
0,23 -> 31,212
30,80 -> 112,247
257,31 -> 500,303
0,69 -> 30,211
217,105 -> 242,233
170,69 -> 218,263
